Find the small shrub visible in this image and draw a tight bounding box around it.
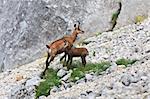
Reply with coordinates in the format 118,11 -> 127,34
116,58 -> 137,67
35,68 -> 60,99
135,15 -> 147,24
70,61 -> 111,82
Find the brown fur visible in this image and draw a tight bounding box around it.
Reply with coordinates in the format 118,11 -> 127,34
43,23 -> 84,75
63,47 -> 89,68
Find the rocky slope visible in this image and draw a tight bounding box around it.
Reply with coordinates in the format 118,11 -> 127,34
47,17 -> 150,99
1,0 -> 150,71
0,17 -> 150,99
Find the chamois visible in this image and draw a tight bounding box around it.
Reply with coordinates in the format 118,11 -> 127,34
43,22 -> 84,75
63,47 -> 89,68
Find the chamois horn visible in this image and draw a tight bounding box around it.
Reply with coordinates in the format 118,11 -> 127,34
77,21 -> 80,25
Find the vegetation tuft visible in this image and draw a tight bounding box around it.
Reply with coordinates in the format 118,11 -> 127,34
35,61 -> 111,98
116,58 -> 137,67
70,61 -> 111,82
35,68 -> 60,99
36,58 -> 137,98
135,15 -> 147,24
109,2 -> 122,31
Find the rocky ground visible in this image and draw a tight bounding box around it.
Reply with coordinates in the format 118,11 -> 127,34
0,18 -> 150,99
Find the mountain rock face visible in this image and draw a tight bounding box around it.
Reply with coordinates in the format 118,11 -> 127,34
0,0 -> 119,71
0,0 -> 150,71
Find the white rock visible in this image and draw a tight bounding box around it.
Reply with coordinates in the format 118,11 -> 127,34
87,92 -> 97,99
25,76 -> 41,87
85,74 -> 93,81
51,86 -> 59,93
61,72 -> 71,81
141,76 -> 148,81
57,69 -> 68,78
39,95 -> 47,99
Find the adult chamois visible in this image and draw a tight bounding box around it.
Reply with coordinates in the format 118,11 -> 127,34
43,22 -> 84,75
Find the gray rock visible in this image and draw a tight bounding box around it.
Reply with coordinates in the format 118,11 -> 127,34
11,85 -> 23,96
26,86 -> 35,94
80,92 -> 87,98
25,76 -> 41,87
51,86 -> 60,93
76,78 -> 86,84
106,62 -> 118,74
120,74 -> 131,86
10,85 -> 34,99
39,95 -> 47,99
57,69 -> 68,78
141,76 -> 148,81
61,72 -> 71,81
87,92 -> 97,99
85,74 -> 93,81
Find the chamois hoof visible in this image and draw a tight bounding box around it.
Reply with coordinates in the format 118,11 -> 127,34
40,72 -> 45,79
63,63 -> 66,67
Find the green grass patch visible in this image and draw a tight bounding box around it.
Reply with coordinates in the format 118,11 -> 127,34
70,61 -> 111,82
35,68 -> 60,99
116,58 -> 137,67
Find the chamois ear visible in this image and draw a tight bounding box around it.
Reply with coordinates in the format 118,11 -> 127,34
74,24 -> 76,28
46,45 -> 50,49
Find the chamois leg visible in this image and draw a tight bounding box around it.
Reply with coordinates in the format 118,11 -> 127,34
81,56 -> 86,66
43,54 -> 55,76
46,52 -> 50,68
66,55 -> 70,67
60,53 -> 67,62
49,55 -> 55,64
63,54 -> 67,66
66,55 -> 72,69
42,52 -> 50,76
69,57 -> 73,66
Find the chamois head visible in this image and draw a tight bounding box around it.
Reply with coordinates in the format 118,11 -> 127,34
73,21 -> 84,34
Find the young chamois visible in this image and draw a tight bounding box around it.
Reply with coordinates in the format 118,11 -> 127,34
63,47 -> 89,68
43,22 -> 84,75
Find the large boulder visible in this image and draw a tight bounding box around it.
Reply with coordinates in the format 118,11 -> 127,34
0,0 -> 119,71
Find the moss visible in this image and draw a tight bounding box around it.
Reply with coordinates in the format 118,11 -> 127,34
35,68 -> 60,99
116,58 -> 137,67
135,15 -> 147,24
